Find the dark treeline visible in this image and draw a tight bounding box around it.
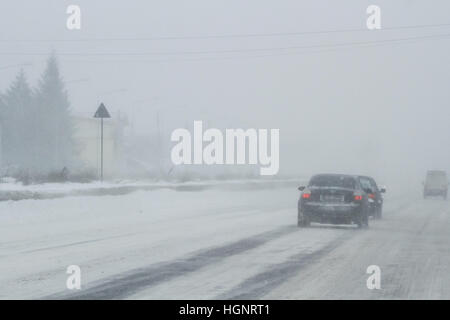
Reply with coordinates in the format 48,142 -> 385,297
0,54 -> 77,180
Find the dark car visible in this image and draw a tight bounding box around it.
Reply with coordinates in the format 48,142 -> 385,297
357,175 -> 386,219
297,174 -> 370,228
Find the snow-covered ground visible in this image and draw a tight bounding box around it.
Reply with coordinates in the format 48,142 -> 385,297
0,184 -> 297,299
0,184 -> 449,299
0,178 -> 300,201
0,178 -> 301,191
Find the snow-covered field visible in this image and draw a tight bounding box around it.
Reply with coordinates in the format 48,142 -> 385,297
0,184 -> 297,299
0,178 -> 300,201
0,184 -> 449,299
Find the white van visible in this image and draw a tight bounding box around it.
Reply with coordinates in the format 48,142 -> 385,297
423,170 -> 448,199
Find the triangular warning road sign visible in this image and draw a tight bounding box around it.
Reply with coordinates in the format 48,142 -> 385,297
94,103 -> 111,118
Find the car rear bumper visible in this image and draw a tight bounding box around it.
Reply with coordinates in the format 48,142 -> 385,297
424,189 -> 447,196
301,202 -> 362,223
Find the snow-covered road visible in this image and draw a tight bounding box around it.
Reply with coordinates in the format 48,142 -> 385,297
0,184 -> 449,299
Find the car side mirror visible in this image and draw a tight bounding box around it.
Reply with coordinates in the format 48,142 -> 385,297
298,186 -> 306,191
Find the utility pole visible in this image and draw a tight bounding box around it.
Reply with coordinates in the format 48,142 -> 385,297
0,123 -> 2,173
94,103 -> 111,182
101,117 -> 104,181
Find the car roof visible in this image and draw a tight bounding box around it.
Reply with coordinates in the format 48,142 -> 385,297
357,175 -> 375,180
311,173 -> 358,179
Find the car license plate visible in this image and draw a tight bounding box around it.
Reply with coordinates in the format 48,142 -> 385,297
321,194 -> 344,202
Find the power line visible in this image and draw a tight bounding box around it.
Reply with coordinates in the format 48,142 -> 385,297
0,32 -> 449,57
0,63 -> 33,70
1,22 -> 450,43
56,36 -> 443,65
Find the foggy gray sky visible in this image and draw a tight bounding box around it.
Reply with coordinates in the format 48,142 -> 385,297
1,0 -> 449,182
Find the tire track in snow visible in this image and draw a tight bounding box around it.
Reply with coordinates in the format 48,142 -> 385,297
215,232 -> 353,299
47,225 -> 298,300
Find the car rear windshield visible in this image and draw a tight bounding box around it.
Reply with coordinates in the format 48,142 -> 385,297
309,175 -> 356,189
359,177 -> 373,191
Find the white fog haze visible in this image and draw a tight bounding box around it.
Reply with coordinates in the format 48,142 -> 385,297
0,0 -> 450,302
1,0 -> 449,183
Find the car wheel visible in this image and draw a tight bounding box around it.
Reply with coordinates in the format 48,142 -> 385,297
375,206 -> 382,220
357,208 -> 369,229
297,212 -> 310,227
298,218 -> 310,227
356,213 -> 363,228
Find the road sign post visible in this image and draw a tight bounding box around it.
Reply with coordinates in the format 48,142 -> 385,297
94,103 -> 111,182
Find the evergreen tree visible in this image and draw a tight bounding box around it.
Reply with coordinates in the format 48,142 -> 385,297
0,70 -> 34,169
0,54 -> 77,177
0,95 -> 4,169
35,54 -> 76,172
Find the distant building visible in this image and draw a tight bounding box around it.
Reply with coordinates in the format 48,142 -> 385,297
72,114 -> 126,178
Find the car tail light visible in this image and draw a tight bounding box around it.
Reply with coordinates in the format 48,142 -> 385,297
354,195 -> 363,201
302,192 -> 311,199
368,193 -> 375,199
